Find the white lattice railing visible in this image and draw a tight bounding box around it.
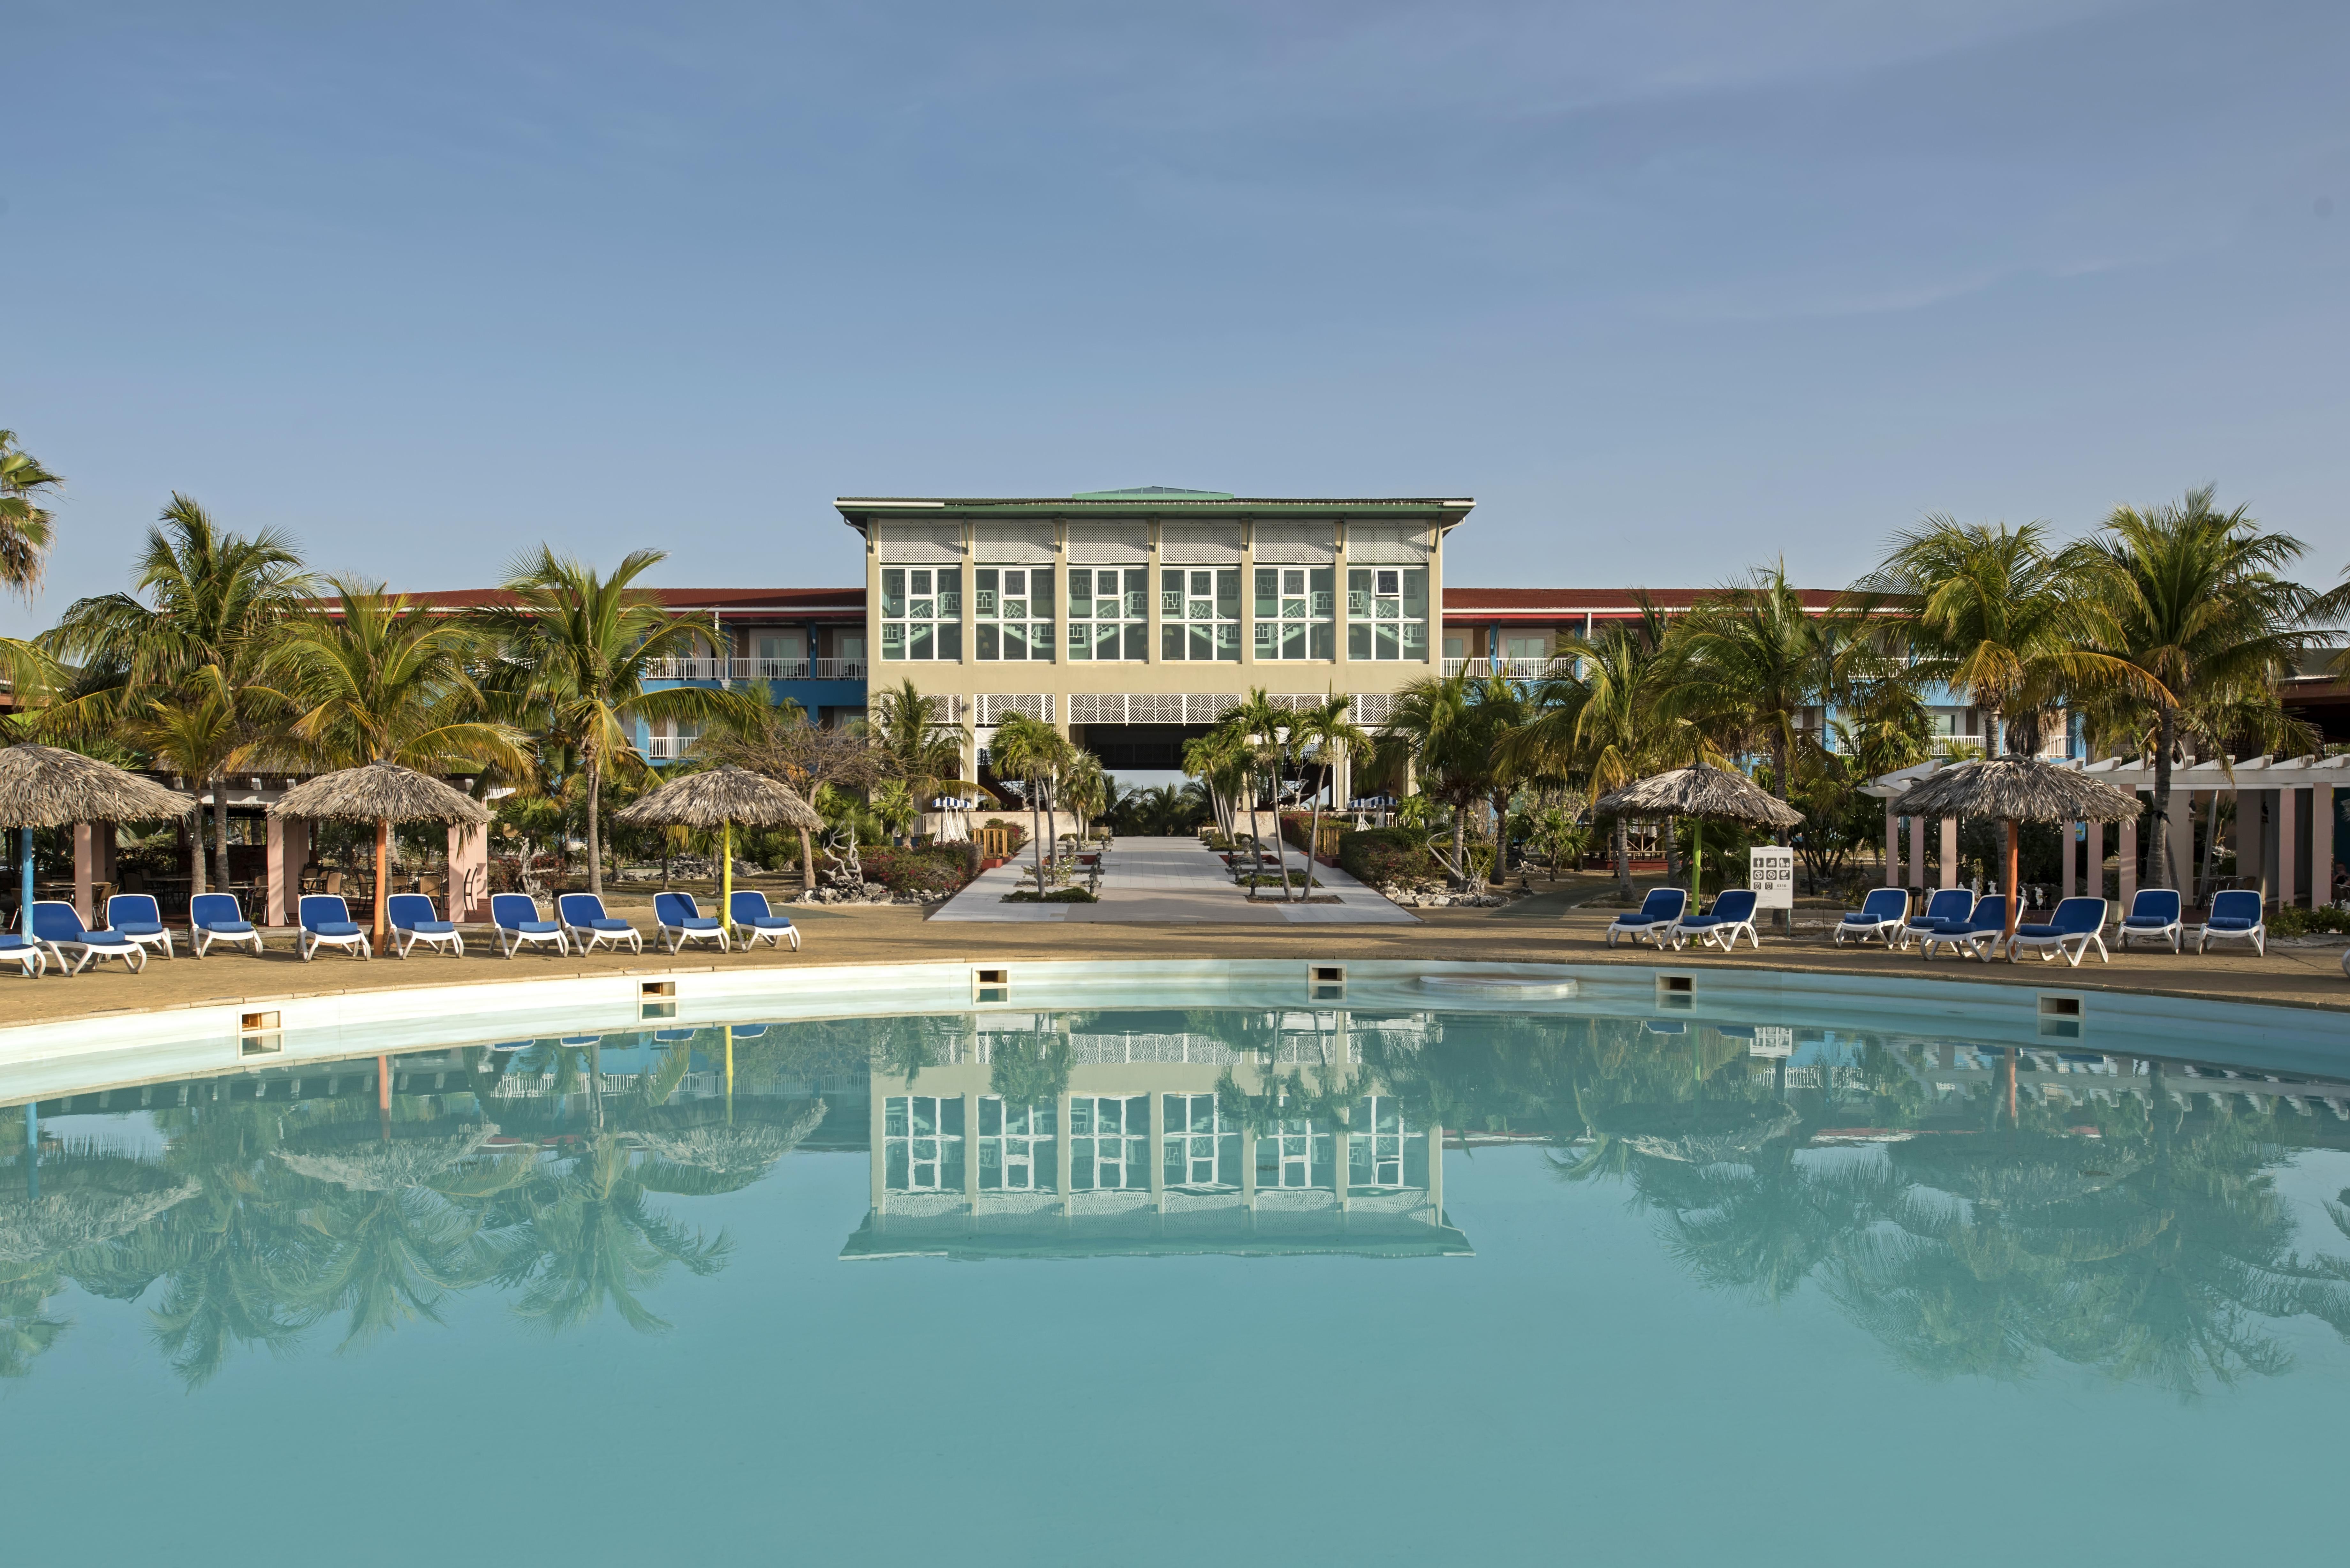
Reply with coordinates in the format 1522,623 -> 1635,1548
642,657 -> 870,682
1440,657 -> 1574,680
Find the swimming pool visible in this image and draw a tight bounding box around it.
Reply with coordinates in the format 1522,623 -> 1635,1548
6,972 -> 2349,1565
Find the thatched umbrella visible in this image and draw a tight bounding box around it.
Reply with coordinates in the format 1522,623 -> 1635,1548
271,762 -> 490,947
0,743 -> 193,923
617,765 -> 822,922
1595,762 -> 1804,900
1892,757 -> 2140,949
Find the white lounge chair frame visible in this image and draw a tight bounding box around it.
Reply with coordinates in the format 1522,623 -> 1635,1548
30,901 -> 149,975
558,895 -> 641,955
0,937 -> 45,979
1833,891 -> 1910,947
189,894 -> 265,958
1677,893 -> 1760,953
104,894 -> 176,962
2114,892 -> 2183,953
387,895 -> 465,959
655,894 -> 730,955
728,893 -> 800,951
492,896 -> 570,960
1605,891 -> 1687,949
2191,892 -> 2268,957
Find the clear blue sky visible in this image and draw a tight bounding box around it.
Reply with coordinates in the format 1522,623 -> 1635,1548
5,0 -> 2345,634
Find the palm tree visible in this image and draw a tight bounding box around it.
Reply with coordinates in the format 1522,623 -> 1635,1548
2074,488 -> 2316,890
1289,693 -> 1369,899
989,712 -> 1070,884
485,548 -> 754,895
264,579 -> 532,937
1217,689 -> 1294,860
1863,517 -> 2151,756
0,431 -> 62,597
867,676 -> 965,806
1181,726 -> 1252,839
43,495 -> 313,895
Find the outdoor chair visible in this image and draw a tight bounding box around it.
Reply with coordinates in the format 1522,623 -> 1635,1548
490,893 -> 569,959
1834,887 -> 1909,946
2006,896 -> 2110,966
386,892 -> 464,958
104,893 -> 175,961
2192,889 -> 2267,956
1897,888 -> 1975,951
2115,888 -> 2184,953
727,889 -> 800,951
558,892 -> 642,954
189,892 -> 265,958
297,894 -> 370,961
1677,889 -> 1761,952
1918,895 -> 2010,962
1604,886 -> 1687,948
0,931 -> 46,978
654,891 -> 729,954
30,900 -> 150,974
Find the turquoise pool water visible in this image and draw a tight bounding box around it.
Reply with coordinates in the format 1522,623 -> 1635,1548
7,1002 -> 2350,1565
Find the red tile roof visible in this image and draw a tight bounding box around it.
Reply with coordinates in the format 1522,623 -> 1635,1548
392,587 -> 867,615
1441,586 -> 1848,614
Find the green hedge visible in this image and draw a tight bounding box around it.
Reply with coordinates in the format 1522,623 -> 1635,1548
1338,827 -> 1439,887
858,846 -> 970,897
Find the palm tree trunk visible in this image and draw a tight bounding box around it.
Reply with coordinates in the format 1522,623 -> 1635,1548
1614,816 -> 1631,901
1451,808 -> 1468,891
2198,794 -> 2219,904
798,827 -> 815,893
186,805 -> 206,899
2150,706 -> 2176,890
1304,799 -> 1323,898
584,747 -> 603,896
212,782 -> 231,900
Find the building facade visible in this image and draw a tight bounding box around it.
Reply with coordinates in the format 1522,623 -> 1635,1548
836,487 -> 1474,782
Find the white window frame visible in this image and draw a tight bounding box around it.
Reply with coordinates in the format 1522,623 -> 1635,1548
1162,1092 -> 1241,1190
1066,566 -> 1148,662
1160,566 -> 1242,662
1346,567 -> 1429,662
880,567 -> 962,663
973,565 -> 1056,662
1255,566 -> 1336,661
977,1094 -> 1057,1192
883,1094 -> 965,1191
1067,1094 -> 1149,1190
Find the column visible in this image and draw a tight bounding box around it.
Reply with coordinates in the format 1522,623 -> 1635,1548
1238,517 -> 1256,668
2316,784 -> 2336,908
2278,787 -> 2298,908
870,1087 -> 889,1221
1145,519 -> 1163,669
1149,1089 -> 1167,1215
2165,788 -> 2193,891
1057,1089 -> 1074,1217
2119,807 -> 2138,913
1939,818 -> 1959,890
1908,814 -> 1927,892
266,816 -> 292,925
1884,803 -> 1900,888
964,1090 -> 981,1216
73,823 -> 96,926
2061,821 -> 2077,900
447,820 -> 489,922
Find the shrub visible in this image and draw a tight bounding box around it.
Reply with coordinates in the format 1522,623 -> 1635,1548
858,845 -> 970,898
1338,827 -> 1439,888
981,817 -> 1030,855
1003,886 -> 1098,903
2268,902 -> 2350,938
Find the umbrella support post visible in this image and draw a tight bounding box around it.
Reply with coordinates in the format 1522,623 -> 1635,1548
377,1054 -> 391,1142
2004,819 -> 2020,959
1691,819 -> 1703,905
721,820 -> 732,939
18,825 -> 30,934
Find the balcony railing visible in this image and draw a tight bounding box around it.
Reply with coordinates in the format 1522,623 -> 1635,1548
1440,657 -> 1577,680
642,657 -> 869,682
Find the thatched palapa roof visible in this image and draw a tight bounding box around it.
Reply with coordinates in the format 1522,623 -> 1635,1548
616,765 -> 822,831
270,761 -> 490,825
0,744 -> 194,827
1891,756 -> 2140,824
1594,763 -> 1804,829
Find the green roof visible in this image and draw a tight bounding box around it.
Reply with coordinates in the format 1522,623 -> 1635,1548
1069,485 -> 1234,501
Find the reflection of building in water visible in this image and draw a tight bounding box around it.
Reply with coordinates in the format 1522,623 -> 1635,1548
842,1009 -> 1471,1260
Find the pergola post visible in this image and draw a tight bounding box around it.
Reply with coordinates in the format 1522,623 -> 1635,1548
73,823 -> 96,926
1884,804 -> 1900,888
448,820 -> 491,922
2061,822 -> 2078,900
2119,807 -> 2138,914
2316,784 -> 2336,908
2278,787 -> 2298,908
266,815 -> 305,926
1908,814 -> 1927,894
1939,818 -> 1959,890
2164,789 -> 2193,891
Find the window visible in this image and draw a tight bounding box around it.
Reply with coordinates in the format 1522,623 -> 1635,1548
751,631 -> 804,678
1345,567 -> 1428,662
1160,567 -> 1241,661
1067,568 -> 1147,662
879,568 -> 962,662
1068,1095 -> 1149,1190
1347,1096 -> 1419,1189
1256,1107 -> 1334,1190
1162,1093 -> 1240,1189
646,718 -> 702,761
883,1095 -> 966,1191
974,567 -> 1056,661
977,1096 -> 1058,1191
1255,566 -> 1335,660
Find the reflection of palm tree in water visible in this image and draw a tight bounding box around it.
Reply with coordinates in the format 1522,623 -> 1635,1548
487,1135 -> 731,1334
1,1136 -> 200,1380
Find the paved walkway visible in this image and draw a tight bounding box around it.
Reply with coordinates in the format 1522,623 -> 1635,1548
928,835 -> 1418,924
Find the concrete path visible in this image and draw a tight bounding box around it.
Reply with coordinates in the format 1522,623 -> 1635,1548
927,835 -> 1418,924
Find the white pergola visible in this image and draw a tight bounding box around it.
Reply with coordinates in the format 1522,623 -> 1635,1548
1862,753 -> 2348,910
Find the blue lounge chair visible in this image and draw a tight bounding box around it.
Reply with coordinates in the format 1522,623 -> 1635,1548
30,900 -> 150,974
189,891 -> 264,958
1604,887 -> 1687,948
1919,895 -> 2010,962
2192,889 -> 2266,956
654,891 -> 729,954
387,892 -> 464,958
1677,889 -> 1760,952
557,892 -> 641,955
2007,896 -> 2109,966
0,931 -> 46,978
491,893 -> 569,959
1834,887 -> 1910,946
728,889 -> 800,951
1897,888 -> 1975,951
104,893 -> 175,961
298,894 -> 370,961
2115,888 -> 2183,952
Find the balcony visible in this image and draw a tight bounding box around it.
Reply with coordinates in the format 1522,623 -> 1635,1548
1440,657 -> 1576,680
642,657 -> 869,682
